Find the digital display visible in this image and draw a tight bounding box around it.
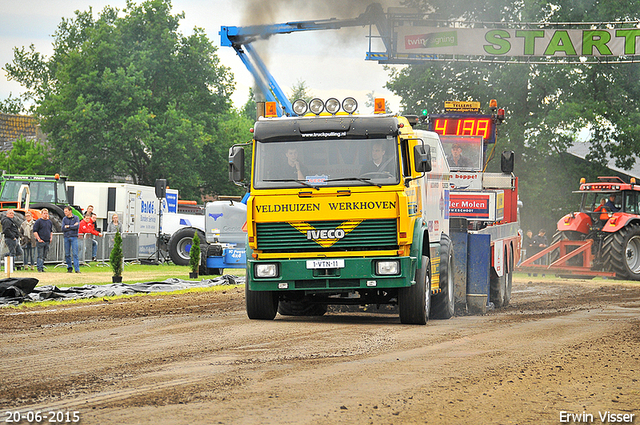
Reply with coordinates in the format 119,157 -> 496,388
430,117 -> 495,141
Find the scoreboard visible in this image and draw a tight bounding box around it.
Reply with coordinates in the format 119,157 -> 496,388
428,114 -> 497,144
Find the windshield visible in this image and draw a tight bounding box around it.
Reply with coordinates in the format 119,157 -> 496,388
0,180 -> 67,204
253,138 -> 400,190
581,192 -> 622,212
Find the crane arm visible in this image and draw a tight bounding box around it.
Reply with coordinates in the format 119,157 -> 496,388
220,3 -> 390,116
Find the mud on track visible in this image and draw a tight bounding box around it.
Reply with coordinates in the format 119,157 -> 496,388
1,277 -> 639,425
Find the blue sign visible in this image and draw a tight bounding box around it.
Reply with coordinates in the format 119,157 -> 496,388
165,193 -> 178,213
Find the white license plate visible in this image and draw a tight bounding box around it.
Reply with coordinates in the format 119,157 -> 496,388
306,259 -> 345,269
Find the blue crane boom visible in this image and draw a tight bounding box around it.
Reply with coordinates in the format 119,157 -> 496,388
220,3 -> 390,116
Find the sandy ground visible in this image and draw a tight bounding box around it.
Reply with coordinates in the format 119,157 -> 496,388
0,275 -> 639,425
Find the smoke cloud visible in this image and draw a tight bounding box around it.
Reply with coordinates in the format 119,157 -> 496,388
240,0 -> 396,26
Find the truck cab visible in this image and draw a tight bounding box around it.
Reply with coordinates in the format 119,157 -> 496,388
230,98 -> 454,324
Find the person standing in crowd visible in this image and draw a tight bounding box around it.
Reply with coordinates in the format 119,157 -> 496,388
79,212 -> 102,262
20,211 -> 36,270
107,213 -> 122,233
531,229 -> 549,265
62,206 -> 80,273
523,230 -> 534,260
33,208 -> 53,272
1,209 -> 23,259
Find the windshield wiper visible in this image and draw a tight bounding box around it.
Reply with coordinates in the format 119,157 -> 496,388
325,177 -> 382,188
263,179 -> 320,190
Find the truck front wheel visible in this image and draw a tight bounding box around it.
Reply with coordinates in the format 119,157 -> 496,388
431,235 -> 455,319
245,284 -> 279,320
398,255 -> 430,325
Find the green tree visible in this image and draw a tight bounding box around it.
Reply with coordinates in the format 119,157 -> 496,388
0,137 -> 56,175
389,0 -> 640,231
0,95 -> 24,114
3,0 -> 235,200
289,80 -> 314,103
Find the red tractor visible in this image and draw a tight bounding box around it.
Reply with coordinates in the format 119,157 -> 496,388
521,176 -> 640,280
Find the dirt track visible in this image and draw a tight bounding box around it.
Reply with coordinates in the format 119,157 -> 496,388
1,276 -> 639,425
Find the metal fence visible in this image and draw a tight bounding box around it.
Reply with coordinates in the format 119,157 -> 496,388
1,232 -> 161,268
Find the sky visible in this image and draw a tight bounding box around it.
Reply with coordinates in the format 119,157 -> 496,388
0,0 -> 404,114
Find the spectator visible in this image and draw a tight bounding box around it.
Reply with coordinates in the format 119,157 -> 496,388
62,206 -> 81,273
79,212 -> 102,262
2,209 -> 24,260
20,211 -> 36,270
531,229 -> 548,265
523,230 -> 534,260
33,208 -> 53,272
107,213 -> 122,233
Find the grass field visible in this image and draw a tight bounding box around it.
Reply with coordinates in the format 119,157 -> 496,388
4,262 -> 245,288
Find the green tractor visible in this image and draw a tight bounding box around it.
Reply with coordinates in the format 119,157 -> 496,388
0,173 -> 83,232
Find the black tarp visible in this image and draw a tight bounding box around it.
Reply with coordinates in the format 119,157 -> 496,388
0,275 -> 243,306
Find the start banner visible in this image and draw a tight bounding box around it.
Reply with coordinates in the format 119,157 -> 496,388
396,26 -> 640,58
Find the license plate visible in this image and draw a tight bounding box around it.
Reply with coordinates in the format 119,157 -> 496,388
306,259 -> 345,269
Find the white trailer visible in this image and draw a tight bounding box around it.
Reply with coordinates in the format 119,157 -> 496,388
66,182 -> 181,234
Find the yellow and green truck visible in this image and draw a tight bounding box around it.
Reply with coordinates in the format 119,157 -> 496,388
229,98 -> 455,324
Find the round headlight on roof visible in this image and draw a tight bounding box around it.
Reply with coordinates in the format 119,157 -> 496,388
292,99 -> 308,116
342,97 -> 358,114
309,98 -> 324,115
325,98 -> 341,114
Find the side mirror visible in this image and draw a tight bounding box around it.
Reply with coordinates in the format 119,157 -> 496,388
229,146 -> 245,183
501,150 -> 515,174
414,145 -> 432,173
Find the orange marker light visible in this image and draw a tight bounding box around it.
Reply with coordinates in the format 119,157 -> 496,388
265,101 -> 278,117
489,99 -> 498,110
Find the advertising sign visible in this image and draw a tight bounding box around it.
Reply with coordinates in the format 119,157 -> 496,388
396,26 -> 640,58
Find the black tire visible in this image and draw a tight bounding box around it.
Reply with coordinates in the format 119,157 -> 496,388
278,300 -> 327,316
48,213 -> 63,233
490,256 -> 507,308
168,227 -> 205,266
503,249 -> 513,306
199,244 -> 224,275
398,255 -> 431,325
602,223 -> 640,280
430,235 -> 455,319
245,283 -> 278,320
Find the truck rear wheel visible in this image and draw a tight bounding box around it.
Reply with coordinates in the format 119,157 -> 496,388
245,284 -> 279,320
490,257 -> 507,308
398,255 -> 430,325
602,223 -> 640,280
503,250 -> 513,306
430,235 -> 455,319
168,227 -> 205,266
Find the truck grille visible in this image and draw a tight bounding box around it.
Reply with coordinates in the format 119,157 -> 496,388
256,219 -> 397,252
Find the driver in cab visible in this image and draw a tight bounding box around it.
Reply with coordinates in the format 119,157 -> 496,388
360,141 -> 393,175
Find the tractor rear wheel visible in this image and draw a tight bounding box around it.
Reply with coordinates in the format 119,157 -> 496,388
602,223 -> 640,280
